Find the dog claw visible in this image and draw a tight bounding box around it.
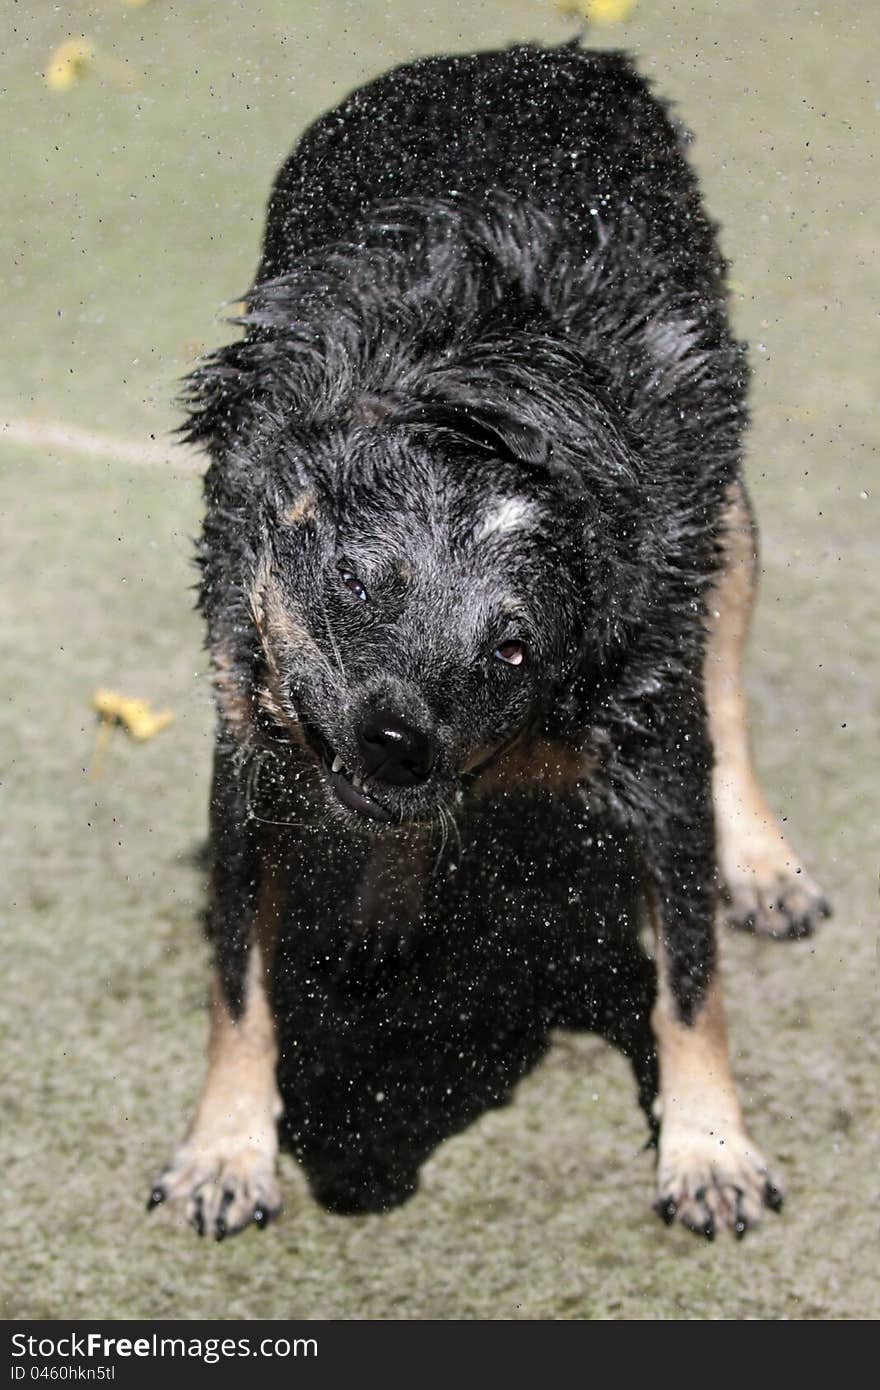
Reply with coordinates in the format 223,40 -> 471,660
214,1188 -> 234,1241
733,1190 -> 748,1239
692,1190 -> 715,1241
656,1132 -> 783,1239
764,1181 -> 785,1213
656,1197 -> 678,1226
148,1143 -> 282,1240
723,870 -> 830,940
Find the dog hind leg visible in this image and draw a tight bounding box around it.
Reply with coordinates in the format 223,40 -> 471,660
706,479 -> 831,938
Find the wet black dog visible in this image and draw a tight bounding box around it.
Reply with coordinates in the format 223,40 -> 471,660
150,42 -> 827,1241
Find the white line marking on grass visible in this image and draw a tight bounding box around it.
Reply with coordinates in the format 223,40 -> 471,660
0,417 -> 205,470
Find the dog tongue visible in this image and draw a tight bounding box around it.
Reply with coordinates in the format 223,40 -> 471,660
328,768 -> 392,822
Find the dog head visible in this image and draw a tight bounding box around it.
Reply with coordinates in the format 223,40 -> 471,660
187,197 -> 719,827
232,374 -> 646,828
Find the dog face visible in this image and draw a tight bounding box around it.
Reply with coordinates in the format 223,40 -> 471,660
250,422 -> 583,827
189,200 -> 681,826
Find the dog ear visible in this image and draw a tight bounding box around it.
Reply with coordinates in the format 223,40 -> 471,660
390,400 -> 552,468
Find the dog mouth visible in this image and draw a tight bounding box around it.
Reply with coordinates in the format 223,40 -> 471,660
324,750 -> 393,823
296,718 -> 461,827
295,719 -> 394,822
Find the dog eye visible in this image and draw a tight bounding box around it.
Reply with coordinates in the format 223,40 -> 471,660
339,568 -> 368,602
494,641 -> 525,667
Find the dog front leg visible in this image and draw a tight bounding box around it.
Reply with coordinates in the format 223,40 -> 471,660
148,740 -> 283,1239
706,478 -> 830,937
641,721 -> 783,1238
649,948 -> 784,1239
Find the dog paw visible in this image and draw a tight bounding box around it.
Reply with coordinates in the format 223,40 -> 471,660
655,1129 -> 784,1240
147,1140 -> 282,1240
723,867 -> 831,940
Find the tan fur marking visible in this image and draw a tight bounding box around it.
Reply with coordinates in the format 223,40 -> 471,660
251,563 -> 324,664
190,949 -> 281,1146
706,481 -> 771,867
706,480 -> 826,932
651,962 -> 741,1139
471,736 -> 594,795
211,641 -> 252,737
153,844 -> 285,1234
248,563 -> 323,748
200,841 -> 283,1104
282,491 -> 317,526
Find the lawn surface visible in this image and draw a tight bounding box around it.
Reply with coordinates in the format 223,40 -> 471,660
2,0 -> 877,1320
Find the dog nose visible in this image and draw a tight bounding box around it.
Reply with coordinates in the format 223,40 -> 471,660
356,708 -> 435,785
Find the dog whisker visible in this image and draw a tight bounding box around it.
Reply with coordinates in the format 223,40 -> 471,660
433,807 -> 449,873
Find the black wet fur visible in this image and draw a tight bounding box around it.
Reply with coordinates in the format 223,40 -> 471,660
176,43 -> 759,1211
269,793 -> 657,1214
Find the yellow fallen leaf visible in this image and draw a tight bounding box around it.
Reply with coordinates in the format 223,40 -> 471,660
45,37 -> 140,91
92,689 -> 175,741
45,38 -> 94,90
557,0 -> 640,23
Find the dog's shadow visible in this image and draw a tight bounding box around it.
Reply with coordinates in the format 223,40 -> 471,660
271,795 -> 658,1215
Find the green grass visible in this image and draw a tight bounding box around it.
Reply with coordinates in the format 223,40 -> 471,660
1,0 -> 877,1320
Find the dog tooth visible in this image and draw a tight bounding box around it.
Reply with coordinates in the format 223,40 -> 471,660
331,754 -> 343,774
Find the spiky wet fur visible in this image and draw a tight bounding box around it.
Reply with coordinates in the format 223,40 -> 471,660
182,44 -> 749,1024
